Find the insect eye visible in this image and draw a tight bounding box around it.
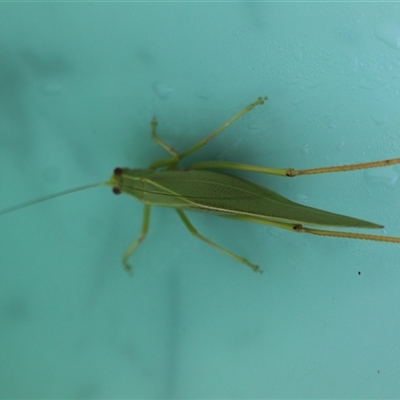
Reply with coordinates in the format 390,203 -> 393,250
114,167 -> 123,176
112,187 -> 121,195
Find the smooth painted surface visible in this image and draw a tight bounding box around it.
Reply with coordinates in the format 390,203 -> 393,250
1,3 -> 400,398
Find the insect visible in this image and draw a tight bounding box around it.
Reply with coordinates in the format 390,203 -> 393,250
2,96 -> 400,273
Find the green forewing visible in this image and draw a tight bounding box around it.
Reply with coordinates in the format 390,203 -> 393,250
129,169 -> 381,229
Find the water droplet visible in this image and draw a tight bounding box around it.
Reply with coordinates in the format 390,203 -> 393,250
294,49 -> 303,61
40,80 -> 62,95
374,22 -> 400,50
246,121 -> 260,131
371,113 -> 388,126
364,167 -> 399,189
291,97 -> 303,105
267,226 -> 285,239
363,165 -> 400,207
152,81 -> 174,100
328,121 -> 336,129
295,193 -> 309,203
325,115 -> 336,129
359,81 -> 374,90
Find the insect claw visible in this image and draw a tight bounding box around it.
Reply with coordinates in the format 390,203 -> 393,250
123,261 -> 133,275
246,260 -> 262,273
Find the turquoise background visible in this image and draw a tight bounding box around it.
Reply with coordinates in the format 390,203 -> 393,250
1,2 -> 400,398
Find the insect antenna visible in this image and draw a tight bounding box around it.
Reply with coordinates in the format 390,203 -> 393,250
0,182 -> 104,216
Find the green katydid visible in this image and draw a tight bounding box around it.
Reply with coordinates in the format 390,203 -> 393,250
2,96 -> 400,273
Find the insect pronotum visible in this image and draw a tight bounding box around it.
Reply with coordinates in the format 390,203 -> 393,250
2,96 -> 400,273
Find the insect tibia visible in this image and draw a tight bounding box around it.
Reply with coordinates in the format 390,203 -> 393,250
287,157 -> 400,177
293,224 -> 400,243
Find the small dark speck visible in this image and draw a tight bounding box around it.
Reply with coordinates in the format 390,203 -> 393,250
358,271 -> 361,275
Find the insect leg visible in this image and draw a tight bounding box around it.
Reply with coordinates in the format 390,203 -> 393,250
149,97 -> 267,170
150,117 -> 180,158
176,209 -> 261,273
122,204 -> 151,273
178,97 -> 267,161
190,161 -> 289,176
225,214 -> 400,244
191,158 -> 400,178
293,225 -> 400,243
148,118 -> 182,169
285,157 -> 400,176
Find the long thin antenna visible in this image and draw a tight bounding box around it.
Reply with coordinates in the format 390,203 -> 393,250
0,182 -> 105,216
